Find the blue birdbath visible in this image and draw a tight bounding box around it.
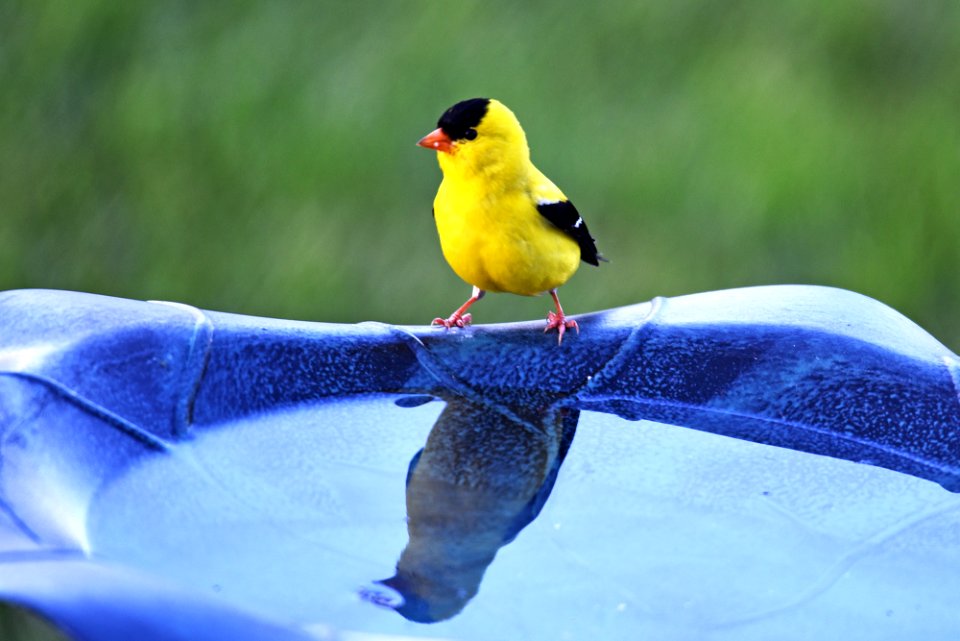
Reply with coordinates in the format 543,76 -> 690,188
1,286 -> 958,640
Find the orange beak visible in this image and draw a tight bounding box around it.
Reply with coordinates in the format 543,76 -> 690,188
417,128 -> 454,154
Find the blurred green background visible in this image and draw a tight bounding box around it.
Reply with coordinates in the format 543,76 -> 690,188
1,0 -> 958,356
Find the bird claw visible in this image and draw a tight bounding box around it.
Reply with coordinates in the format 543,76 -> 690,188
544,311 -> 579,345
432,312 -> 472,329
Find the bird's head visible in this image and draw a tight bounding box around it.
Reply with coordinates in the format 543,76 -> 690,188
417,98 -> 530,176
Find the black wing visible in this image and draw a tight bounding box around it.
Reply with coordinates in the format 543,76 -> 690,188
536,199 -> 605,266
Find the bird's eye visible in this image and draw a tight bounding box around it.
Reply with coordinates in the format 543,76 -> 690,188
463,128 -> 478,141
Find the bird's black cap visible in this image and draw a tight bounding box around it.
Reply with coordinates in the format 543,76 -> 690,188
438,98 -> 489,141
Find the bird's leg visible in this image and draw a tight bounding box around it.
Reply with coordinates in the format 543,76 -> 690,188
544,289 -> 579,344
433,286 -> 485,329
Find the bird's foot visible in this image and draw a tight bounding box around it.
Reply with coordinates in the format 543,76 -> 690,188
432,312 -> 472,329
544,311 -> 579,345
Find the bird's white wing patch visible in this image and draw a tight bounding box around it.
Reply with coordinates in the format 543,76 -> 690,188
537,195 -> 582,229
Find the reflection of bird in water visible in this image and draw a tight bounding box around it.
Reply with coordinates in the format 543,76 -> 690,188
372,395 -> 578,623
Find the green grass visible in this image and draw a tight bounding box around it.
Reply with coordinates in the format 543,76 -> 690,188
1,0 -> 957,353
0,604 -> 69,641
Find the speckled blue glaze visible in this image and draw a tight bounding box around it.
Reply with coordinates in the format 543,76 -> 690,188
0,286 -> 958,640
8,287 -> 953,488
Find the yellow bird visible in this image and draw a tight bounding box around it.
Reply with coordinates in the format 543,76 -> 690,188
417,98 -> 606,343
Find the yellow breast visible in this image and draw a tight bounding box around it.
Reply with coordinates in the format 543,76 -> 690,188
433,179 -> 581,296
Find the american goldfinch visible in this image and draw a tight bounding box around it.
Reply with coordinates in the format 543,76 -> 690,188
417,98 -> 605,344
